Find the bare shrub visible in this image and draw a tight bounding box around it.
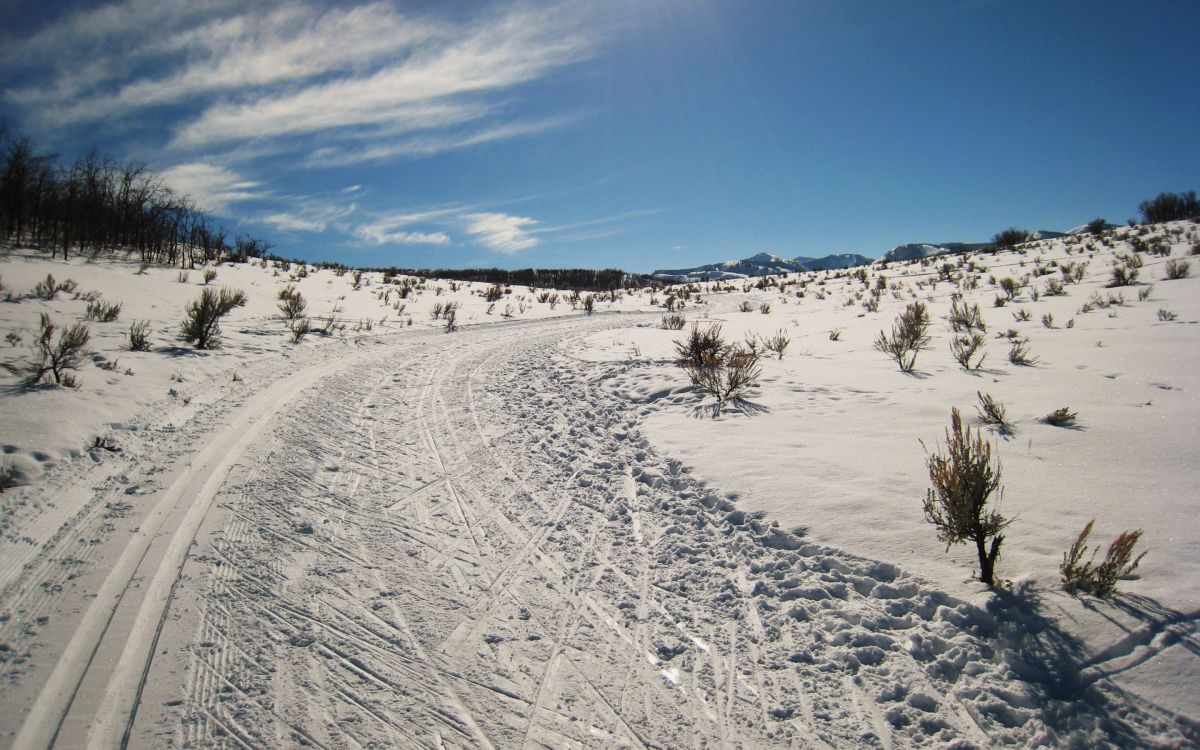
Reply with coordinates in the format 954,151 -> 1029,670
277,286 -> 307,322
874,301 -> 931,372
177,271 -> 189,283
1061,520 -> 1147,596
922,408 -> 1010,587
1137,285 -> 1153,301
763,329 -> 790,359
950,332 -> 986,369
1109,254 -> 1142,287
1042,407 -> 1077,427
828,328 -> 842,341
289,317 -> 311,343
178,287 -> 246,350
948,299 -> 985,332
674,323 -> 726,370
127,320 -> 151,351
33,273 -> 76,300
85,298 -> 122,322
202,268 -> 218,285
661,314 -> 686,330
975,391 -> 1009,430
1040,313 -> 1054,329
1008,337 -> 1038,366
1165,259 -> 1190,279
2,314 -> 91,387
1043,278 -> 1066,296
1157,308 -> 1178,322
582,294 -> 596,314
999,277 -> 1020,300
688,345 -> 761,404
759,302 -> 772,314
485,284 -> 504,302
1012,308 -> 1032,322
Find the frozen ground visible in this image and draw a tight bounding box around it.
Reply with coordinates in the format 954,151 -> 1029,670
0,227 -> 1197,748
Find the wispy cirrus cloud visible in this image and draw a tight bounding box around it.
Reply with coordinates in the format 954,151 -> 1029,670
353,210 -> 457,246
464,212 -> 540,253
3,1 -> 597,167
158,163 -> 262,213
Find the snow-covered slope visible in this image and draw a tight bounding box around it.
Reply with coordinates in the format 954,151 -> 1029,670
1,222 -> 1198,748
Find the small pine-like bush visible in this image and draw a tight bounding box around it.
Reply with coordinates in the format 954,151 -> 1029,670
923,408 -> 1010,587
178,287 -> 246,350
33,274 -> 76,300
2,314 -> 91,387
1060,519 -> 1147,596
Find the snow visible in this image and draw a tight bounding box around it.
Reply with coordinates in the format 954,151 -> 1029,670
1,224 -> 1198,748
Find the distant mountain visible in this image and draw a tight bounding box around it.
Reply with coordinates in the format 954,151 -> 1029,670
794,253 -> 873,271
880,230 -> 1066,263
653,251 -> 871,281
652,252 -> 803,281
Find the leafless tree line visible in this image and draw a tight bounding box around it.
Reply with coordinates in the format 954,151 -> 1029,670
0,129 -> 269,267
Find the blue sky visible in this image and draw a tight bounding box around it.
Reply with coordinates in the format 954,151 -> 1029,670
2,1 -> 1197,272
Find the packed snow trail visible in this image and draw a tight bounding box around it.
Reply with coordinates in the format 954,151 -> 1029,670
1,314 -> 1192,748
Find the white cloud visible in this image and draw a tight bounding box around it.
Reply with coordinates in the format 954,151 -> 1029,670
4,1 -> 598,167
171,4 -> 591,149
305,116 -> 576,167
464,212 -> 539,253
259,200 -> 356,233
159,162 -> 261,213
353,211 -> 454,246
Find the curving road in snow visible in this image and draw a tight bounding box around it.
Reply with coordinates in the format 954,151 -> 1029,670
0,313 -> 1191,749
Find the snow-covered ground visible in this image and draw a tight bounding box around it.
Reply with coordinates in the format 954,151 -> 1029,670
0,225 -> 1197,748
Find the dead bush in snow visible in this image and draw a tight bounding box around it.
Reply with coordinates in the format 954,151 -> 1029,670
85,298 -> 122,322
32,273 -> 76,300
950,332 -> 986,370
661,314 -> 686,330
178,287 -> 246,350
1042,407 -> 1077,427
277,285 -> 307,322
874,301 -> 931,372
2,313 -> 90,387
127,320 -> 151,351
922,408 -> 1011,587
763,329 -> 789,359
1061,519 -> 1147,596
1165,259 -> 1190,279
674,323 -> 726,370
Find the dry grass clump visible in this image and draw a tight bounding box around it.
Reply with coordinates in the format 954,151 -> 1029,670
1061,519 -> 1147,596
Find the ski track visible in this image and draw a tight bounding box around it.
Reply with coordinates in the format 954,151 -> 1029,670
0,314 -> 1194,749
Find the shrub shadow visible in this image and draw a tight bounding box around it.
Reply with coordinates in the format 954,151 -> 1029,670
689,397 -> 770,419
985,582 -> 1200,745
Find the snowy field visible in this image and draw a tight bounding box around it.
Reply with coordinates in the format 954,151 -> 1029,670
0,224 -> 1197,748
